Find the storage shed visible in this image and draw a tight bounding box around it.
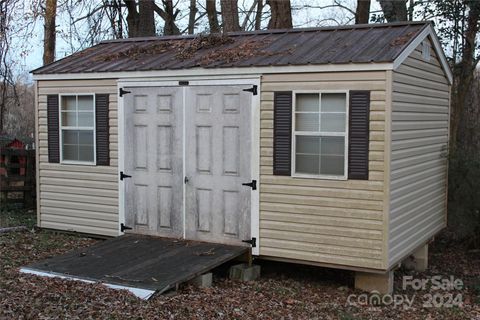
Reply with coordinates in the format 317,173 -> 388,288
32,21 -> 452,293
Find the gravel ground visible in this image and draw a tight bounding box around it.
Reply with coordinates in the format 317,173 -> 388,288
0,229 -> 479,320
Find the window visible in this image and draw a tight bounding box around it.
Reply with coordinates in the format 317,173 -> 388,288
293,92 -> 348,178
422,40 -> 431,61
60,95 -> 95,163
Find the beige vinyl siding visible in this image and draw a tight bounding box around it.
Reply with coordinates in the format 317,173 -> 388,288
388,39 -> 449,266
260,72 -> 388,270
37,79 -> 119,237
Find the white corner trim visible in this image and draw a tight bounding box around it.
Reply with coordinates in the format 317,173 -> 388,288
393,24 -> 453,84
20,268 -> 156,300
250,78 -> 261,256
117,82 -> 125,236
32,63 -> 394,81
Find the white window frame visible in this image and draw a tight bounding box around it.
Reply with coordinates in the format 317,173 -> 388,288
291,90 -> 349,180
422,40 -> 431,61
59,93 -> 97,165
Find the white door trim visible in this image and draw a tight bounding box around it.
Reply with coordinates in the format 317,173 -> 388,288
117,77 -> 261,255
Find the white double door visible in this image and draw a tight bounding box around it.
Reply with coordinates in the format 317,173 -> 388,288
124,85 -> 252,246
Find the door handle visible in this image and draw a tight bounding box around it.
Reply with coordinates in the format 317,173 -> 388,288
242,180 -> 257,190
184,176 -> 189,184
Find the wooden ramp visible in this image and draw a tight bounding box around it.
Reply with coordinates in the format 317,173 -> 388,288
21,235 -> 248,299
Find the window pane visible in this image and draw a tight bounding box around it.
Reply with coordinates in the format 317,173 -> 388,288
79,131 -> 94,145
79,146 -> 94,162
61,96 -> 76,111
296,135 -> 320,154
295,113 -> 319,132
321,93 -> 346,113
61,111 -> 77,126
296,154 -> 320,175
320,137 -> 345,175
78,112 -> 94,127
62,130 -> 78,144
320,113 -> 346,132
62,130 -> 94,162
321,136 -> 345,155
78,96 -> 94,111
63,145 -> 78,161
296,94 -> 319,112
320,155 -> 344,175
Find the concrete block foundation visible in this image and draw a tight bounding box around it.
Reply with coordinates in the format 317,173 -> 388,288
229,263 -> 261,281
355,271 -> 394,294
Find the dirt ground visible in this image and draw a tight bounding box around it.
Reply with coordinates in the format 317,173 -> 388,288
0,228 -> 479,320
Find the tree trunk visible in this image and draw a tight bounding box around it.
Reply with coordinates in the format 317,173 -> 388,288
155,0 -> 181,35
378,0 -> 407,22
450,1 -> 480,150
355,0 -> 371,24
255,0 -> 264,30
206,0 -> 220,33
188,0 -> 197,34
43,0 -> 57,65
266,0 -> 292,29
124,0 -> 140,37
138,0 -> 156,36
220,0 -> 240,32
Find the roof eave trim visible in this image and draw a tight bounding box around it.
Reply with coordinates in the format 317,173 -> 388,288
32,63 -> 394,81
392,24 -> 453,84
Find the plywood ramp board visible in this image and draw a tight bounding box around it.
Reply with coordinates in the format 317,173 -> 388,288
22,235 -> 248,299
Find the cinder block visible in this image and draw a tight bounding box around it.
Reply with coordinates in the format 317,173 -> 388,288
229,263 -> 261,281
355,271 -> 393,294
189,272 -> 212,288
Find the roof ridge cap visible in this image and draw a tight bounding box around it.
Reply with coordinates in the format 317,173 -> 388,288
99,21 -> 430,44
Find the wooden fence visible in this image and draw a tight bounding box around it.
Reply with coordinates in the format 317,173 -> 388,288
0,149 -> 35,208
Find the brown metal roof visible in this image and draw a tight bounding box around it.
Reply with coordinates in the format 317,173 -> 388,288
32,22 -> 429,75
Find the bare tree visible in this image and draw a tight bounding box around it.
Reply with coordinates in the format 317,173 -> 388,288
266,0 -> 292,29
355,0 -> 371,24
124,0 -> 140,37
0,0 -> 20,133
188,0 -> 198,34
153,0 -> 181,35
43,0 -> 57,64
450,0 -> 480,149
378,0 -> 407,22
255,0 -> 264,30
139,0 -> 156,36
206,0 -> 220,33
221,0 -> 241,32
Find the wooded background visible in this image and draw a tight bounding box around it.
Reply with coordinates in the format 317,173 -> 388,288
0,0 -> 478,246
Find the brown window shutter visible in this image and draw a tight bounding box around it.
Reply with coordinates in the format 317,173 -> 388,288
95,94 -> 110,166
47,95 -> 60,163
348,90 -> 370,180
273,91 -> 292,175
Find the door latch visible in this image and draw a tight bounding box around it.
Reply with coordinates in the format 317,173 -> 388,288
120,171 -> 132,181
242,180 -> 257,190
120,223 -> 132,232
242,237 -> 257,247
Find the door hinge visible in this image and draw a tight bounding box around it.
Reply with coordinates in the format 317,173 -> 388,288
242,85 -> 257,95
242,179 -> 257,190
120,223 -> 132,232
119,88 -> 131,97
120,171 -> 132,181
242,237 -> 256,247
